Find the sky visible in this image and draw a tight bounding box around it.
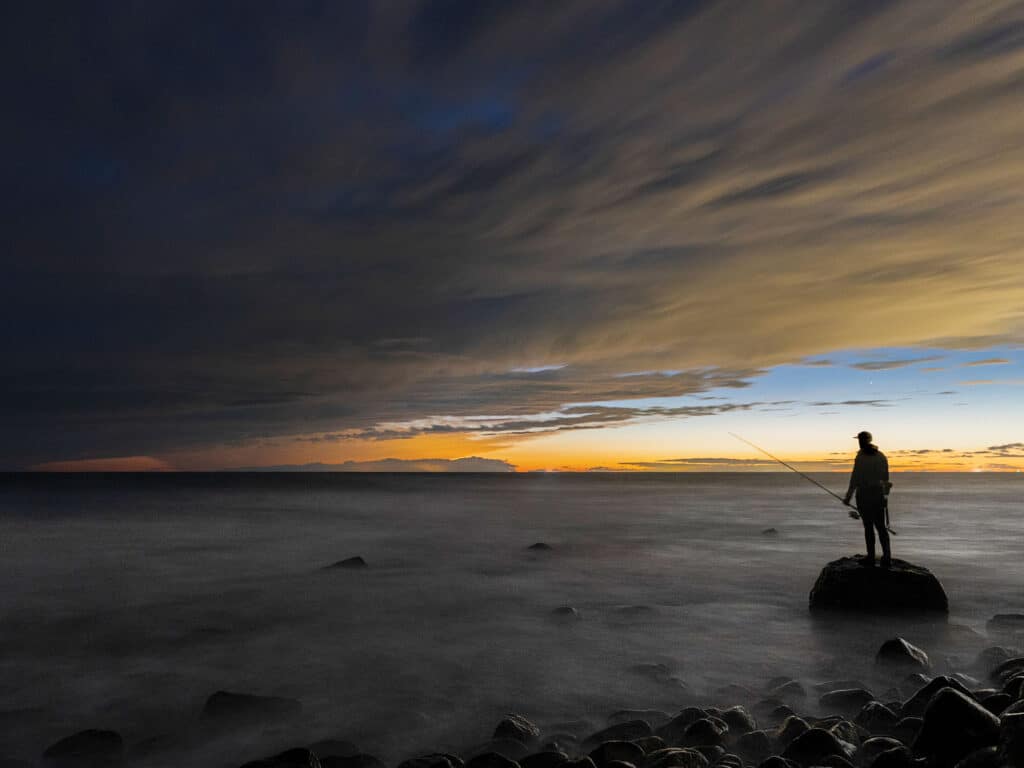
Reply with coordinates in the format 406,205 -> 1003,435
3,0 -> 1024,472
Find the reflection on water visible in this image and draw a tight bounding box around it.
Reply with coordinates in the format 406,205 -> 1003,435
0,473 -> 1020,764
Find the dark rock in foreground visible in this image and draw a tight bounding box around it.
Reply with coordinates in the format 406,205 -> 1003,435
808,557 -> 948,614
494,714 -> 541,745
42,730 -> 123,768
876,637 -> 930,672
913,688 -> 1000,767
527,543 -> 553,551
781,727 -> 854,764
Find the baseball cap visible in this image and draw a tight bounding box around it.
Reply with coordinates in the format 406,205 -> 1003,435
854,430 -> 873,441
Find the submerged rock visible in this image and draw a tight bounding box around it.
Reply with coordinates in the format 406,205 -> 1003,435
527,542 -> 553,551
808,557 -> 948,614
241,748 -> 321,767
768,680 -> 806,701
974,646 -> 1014,676
321,756 -> 387,768
42,730 -> 123,768
308,741 -> 358,759
875,638 -> 930,672
200,691 -> 302,730
986,613 -> 1024,632
551,606 -> 581,619
324,556 -> 367,569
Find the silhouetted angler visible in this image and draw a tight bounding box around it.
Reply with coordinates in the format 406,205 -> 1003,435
843,430 -> 892,567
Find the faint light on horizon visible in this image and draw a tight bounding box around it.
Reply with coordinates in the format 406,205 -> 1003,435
510,364 -> 567,373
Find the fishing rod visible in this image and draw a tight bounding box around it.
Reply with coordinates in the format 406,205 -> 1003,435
729,432 -> 897,534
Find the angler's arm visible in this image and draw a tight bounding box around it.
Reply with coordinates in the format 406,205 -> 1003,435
842,458 -> 860,504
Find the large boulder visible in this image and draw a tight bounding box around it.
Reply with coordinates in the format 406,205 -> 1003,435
781,727 -> 855,764
901,676 -> 974,718
913,689 -> 1000,767
808,557 -> 948,614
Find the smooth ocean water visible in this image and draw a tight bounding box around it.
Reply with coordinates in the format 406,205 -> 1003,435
0,472 -> 1021,765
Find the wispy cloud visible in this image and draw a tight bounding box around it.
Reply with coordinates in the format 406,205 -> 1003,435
849,356 -> 944,371
962,357 -> 1011,367
230,457 -> 515,472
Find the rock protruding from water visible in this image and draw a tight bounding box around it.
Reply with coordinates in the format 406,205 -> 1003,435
324,556 -> 367,570
494,715 -> 541,746
200,690 -> 302,731
876,637 -> 931,672
808,557 -> 948,614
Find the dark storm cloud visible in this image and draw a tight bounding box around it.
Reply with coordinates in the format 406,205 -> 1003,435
4,0 -> 1024,466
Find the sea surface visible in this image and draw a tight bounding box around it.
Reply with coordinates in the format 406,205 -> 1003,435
0,472 -> 1021,765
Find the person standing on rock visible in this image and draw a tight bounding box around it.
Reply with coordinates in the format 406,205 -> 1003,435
842,430 -> 892,568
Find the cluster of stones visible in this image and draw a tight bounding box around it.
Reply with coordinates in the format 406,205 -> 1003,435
28,642 -> 1024,768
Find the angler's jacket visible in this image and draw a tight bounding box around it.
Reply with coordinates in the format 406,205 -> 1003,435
846,448 -> 890,497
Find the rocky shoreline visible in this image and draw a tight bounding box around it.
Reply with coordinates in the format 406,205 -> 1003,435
16,557 -> 1024,768
24,635 -> 1024,768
